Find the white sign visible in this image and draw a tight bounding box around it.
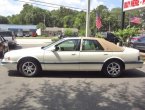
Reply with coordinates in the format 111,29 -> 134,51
123,0 -> 145,11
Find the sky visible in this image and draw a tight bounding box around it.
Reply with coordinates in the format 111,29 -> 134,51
0,0 -> 122,17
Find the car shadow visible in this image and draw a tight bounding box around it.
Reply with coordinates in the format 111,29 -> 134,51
8,69 -> 145,78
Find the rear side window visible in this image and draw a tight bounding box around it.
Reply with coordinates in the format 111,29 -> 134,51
82,39 -> 104,51
0,32 -> 12,37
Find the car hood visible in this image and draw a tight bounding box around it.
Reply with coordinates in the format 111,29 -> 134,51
5,47 -> 44,57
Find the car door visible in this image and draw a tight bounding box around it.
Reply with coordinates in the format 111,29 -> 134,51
44,39 -> 81,71
80,39 -> 113,71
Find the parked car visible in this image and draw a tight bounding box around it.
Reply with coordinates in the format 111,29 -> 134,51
0,36 -> 9,58
101,32 -> 121,44
0,31 -> 17,48
1,37 -> 143,77
128,36 -> 140,46
130,36 -> 145,51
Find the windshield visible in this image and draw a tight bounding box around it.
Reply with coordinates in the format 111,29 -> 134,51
41,38 -> 64,49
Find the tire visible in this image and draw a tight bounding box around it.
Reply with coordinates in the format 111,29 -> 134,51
102,60 -> 123,78
18,58 -> 41,77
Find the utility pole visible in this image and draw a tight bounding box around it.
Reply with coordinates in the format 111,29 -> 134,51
86,0 -> 90,37
121,0 -> 125,30
44,15 -> 46,26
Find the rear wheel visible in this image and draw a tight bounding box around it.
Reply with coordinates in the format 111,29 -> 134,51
103,60 -> 123,78
18,58 -> 41,77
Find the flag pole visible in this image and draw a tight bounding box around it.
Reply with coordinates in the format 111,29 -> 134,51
86,0 -> 90,37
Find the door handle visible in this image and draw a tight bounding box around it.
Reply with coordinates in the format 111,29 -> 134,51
72,53 -> 76,55
104,54 -> 108,55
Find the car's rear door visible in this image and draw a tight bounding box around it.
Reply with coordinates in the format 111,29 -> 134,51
79,39 -> 113,71
44,39 -> 81,71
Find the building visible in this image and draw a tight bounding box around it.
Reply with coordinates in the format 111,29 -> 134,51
43,27 -> 78,37
0,24 -> 37,37
0,24 -> 78,37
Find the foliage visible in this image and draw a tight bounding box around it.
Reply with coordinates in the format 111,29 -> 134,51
64,29 -> 73,36
79,29 -> 85,36
115,27 -> 139,41
0,16 -> 9,24
37,22 -> 46,30
51,37 -> 59,42
4,4 -> 145,36
95,33 -> 104,38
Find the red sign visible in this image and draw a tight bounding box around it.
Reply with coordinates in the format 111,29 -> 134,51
123,0 -> 145,11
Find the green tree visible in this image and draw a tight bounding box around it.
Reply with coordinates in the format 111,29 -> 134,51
37,22 -> 46,31
0,16 -> 9,24
64,29 -> 73,36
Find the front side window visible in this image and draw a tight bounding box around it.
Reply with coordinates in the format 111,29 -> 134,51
82,39 -> 104,51
56,39 -> 80,51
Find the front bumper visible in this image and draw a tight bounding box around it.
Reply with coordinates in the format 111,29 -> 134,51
1,61 -> 17,70
125,61 -> 144,70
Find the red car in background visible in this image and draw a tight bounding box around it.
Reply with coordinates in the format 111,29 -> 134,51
31,32 -> 37,37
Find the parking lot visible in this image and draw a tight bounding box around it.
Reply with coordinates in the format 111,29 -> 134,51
0,43 -> 145,110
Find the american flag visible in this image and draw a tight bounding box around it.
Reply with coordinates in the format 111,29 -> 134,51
130,17 -> 141,24
96,12 -> 102,30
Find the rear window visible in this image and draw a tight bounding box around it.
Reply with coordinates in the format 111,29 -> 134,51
0,31 -> 13,37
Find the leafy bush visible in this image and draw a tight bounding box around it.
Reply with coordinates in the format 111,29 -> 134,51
95,33 -> 104,38
114,27 -> 139,42
64,29 -> 73,36
79,29 -> 85,36
51,37 -> 59,42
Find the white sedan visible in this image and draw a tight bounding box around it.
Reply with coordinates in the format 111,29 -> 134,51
1,37 -> 143,77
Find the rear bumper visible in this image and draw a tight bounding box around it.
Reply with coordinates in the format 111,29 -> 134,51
125,61 -> 144,70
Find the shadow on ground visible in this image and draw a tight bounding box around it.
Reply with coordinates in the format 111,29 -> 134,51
8,69 -> 145,78
1,80 -> 145,110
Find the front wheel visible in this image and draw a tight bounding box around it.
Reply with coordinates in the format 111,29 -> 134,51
18,59 -> 41,77
103,61 -> 123,78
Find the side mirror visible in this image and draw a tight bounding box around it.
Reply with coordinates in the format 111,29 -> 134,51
51,46 -> 59,52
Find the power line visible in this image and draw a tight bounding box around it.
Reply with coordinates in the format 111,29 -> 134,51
15,0 -> 86,11
14,0 -> 62,9
29,0 -> 86,10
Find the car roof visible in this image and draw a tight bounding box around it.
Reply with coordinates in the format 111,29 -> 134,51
64,37 -> 124,52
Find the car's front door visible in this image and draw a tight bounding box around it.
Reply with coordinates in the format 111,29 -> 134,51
80,39 -> 113,71
44,39 -> 80,71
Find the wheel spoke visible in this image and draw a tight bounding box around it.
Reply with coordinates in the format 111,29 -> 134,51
21,61 -> 37,76
107,62 -> 121,76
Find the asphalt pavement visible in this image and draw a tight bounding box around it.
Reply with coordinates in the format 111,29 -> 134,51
0,44 -> 145,110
